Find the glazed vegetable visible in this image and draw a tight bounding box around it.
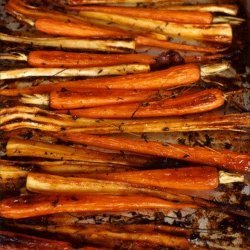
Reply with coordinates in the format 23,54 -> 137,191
0,32 -> 135,53
0,230 -> 72,250
68,5 -> 213,24
1,224 -> 190,249
34,18 -> 131,39
0,63 -> 230,96
4,50 -> 155,68
21,89 -> 173,109
78,11 -> 232,43
0,194 -> 197,219
56,133 -> 250,173
6,138 -> 151,167
68,89 -> 225,118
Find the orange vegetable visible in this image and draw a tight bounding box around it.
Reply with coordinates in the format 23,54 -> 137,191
68,89 -> 225,118
50,89 -> 172,109
0,230 -> 72,250
68,5 -> 213,24
56,133 -> 250,173
35,18 -> 131,39
0,194 -> 196,219
28,51 -> 155,68
0,64 -> 200,96
82,167 -> 219,190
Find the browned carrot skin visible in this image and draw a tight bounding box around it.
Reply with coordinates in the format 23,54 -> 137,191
0,64 -> 200,96
56,133 -> 250,173
28,51 -> 155,68
81,167 -> 219,190
35,18 -> 131,39
68,5 -> 213,24
0,230 -> 72,250
50,89 -> 172,109
0,194 -> 196,219
68,89 -> 224,118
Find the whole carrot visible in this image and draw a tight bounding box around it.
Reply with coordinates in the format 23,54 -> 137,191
56,133 -> 250,173
0,194 -> 196,219
68,89 -> 225,118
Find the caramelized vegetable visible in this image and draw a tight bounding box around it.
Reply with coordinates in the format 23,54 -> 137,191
68,5 -> 213,24
0,230 -> 72,250
0,194 -> 196,219
56,133 -> 250,173
68,89 -> 225,118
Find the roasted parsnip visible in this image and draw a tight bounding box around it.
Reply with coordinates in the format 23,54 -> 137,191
0,32 -> 135,53
78,11 -> 233,43
6,138 -> 152,167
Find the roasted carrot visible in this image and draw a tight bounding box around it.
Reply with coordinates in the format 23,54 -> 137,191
67,0 -> 184,6
56,133 -> 250,173
24,89 -> 172,109
0,63 -> 230,96
135,36 -> 226,53
3,224 -> 190,249
68,89 -> 225,118
79,167 -> 219,190
0,230 -> 73,250
27,51 -> 155,68
35,18 -> 131,39
0,194 -> 196,219
68,6 -> 213,24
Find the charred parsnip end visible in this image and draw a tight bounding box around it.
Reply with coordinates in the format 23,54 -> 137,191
79,11 -> 233,43
2,224 -> 190,250
0,194 -> 197,219
6,138 -> 151,167
27,51 -> 155,68
162,4 -> 238,16
21,89 -> 172,109
68,6 -> 213,24
26,172 -> 206,205
56,134 -> 250,173
0,33 -> 135,53
35,18 -> 131,39
0,230 -> 72,250
0,64 -> 149,80
68,89 -> 225,118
